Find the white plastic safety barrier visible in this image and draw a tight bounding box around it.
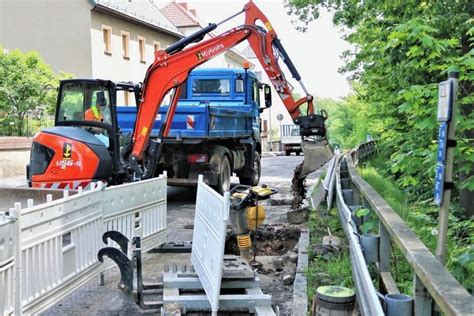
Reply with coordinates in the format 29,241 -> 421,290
0,213 -> 17,315
191,175 -> 230,316
103,177 -> 167,252
18,185 -> 103,314
0,175 -> 167,316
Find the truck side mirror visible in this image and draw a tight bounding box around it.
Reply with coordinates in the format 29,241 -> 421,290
264,84 -> 272,108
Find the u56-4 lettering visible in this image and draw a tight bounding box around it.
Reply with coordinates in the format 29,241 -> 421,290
56,159 -> 82,169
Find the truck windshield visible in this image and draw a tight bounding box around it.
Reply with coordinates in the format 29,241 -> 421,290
192,79 -> 230,95
57,82 -> 112,125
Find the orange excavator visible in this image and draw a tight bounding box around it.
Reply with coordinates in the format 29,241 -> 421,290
28,1 -> 333,190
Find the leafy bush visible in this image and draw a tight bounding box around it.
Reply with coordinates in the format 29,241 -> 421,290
0,48 -> 70,136
359,156 -> 473,293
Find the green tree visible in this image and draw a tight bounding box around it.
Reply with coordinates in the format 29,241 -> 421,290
0,49 -> 67,135
318,87 -> 375,149
287,0 -> 474,216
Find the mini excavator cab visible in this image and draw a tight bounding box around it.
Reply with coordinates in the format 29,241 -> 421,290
28,79 -> 140,189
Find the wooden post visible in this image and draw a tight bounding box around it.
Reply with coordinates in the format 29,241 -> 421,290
379,223 -> 391,273
414,275 -> 432,316
435,71 -> 459,264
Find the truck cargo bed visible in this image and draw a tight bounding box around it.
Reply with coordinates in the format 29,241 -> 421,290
117,102 -> 253,140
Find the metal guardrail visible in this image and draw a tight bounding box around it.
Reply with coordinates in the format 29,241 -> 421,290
334,141 -> 472,315
306,152 -> 340,211
335,151 -> 384,315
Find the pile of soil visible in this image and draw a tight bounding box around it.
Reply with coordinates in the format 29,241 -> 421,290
291,162 -> 306,210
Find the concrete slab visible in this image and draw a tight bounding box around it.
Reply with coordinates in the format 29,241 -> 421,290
0,176 -> 27,188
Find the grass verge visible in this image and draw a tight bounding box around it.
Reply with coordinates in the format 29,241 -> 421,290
305,207 -> 354,308
358,156 -> 473,294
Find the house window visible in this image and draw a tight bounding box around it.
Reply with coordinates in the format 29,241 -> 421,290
138,36 -> 146,62
153,41 -> 161,53
102,25 -> 112,55
121,31 -> 130,59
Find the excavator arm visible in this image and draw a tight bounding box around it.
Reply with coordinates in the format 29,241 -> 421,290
243,1 -> 314,118
129,0 -> 332,178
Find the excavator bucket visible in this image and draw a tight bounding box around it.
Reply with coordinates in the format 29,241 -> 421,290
300,140 -> 334,178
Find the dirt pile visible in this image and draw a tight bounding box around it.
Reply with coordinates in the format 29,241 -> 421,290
291,162 -> 306,210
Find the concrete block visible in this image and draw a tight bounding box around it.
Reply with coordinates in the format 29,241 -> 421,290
270,193 -> 293,206
272,257 -> 284,271
282,274 -> 295,285
288,253 -> 298,263
287,207 -> 309,224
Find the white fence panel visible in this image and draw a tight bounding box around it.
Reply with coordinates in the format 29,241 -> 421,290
191,175 -> 230,315
19,186 -> 104,314
0,213 -> 16,316
103,175 -> 167,252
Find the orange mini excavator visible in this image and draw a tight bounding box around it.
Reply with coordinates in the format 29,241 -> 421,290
28,1 -> 333,190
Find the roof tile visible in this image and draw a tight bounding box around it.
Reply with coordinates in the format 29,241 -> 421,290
161,1 -> 201,28
94,0 -> 183,36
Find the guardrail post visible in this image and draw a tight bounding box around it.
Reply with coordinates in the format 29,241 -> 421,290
379,224 -> 390,273
362,197 -> 370,210
378,223 -> 400,294
414,275 -> 432,315
352,188 -> 361,207
361,234 -> 379,263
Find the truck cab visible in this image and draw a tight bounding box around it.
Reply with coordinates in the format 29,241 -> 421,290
118,67 -> 271,193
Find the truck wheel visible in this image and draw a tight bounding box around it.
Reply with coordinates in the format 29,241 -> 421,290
239,153 -> 261,186
216,156 -> 231,195
296,151 -> 301,156
285,150 -> 290,156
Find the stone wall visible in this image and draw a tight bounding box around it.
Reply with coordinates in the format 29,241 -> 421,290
0,137 -> 31,178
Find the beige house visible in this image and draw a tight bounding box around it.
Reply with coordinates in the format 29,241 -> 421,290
0,0 -> 183,102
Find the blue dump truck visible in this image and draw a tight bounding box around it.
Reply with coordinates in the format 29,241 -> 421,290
117,68 -> 272,193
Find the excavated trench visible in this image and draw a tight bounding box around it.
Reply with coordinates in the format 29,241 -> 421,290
225,225 -> 301,256
220,159 -> 315,314
225,224 -> 302,315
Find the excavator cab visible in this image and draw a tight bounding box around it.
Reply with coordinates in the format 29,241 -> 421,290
28,79 -> 138,189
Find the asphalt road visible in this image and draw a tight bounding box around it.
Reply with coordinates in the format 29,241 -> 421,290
166,154 -> 304,240
44,154 -> 305,315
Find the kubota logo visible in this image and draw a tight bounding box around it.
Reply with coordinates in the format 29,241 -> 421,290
196,44 -> 225,60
